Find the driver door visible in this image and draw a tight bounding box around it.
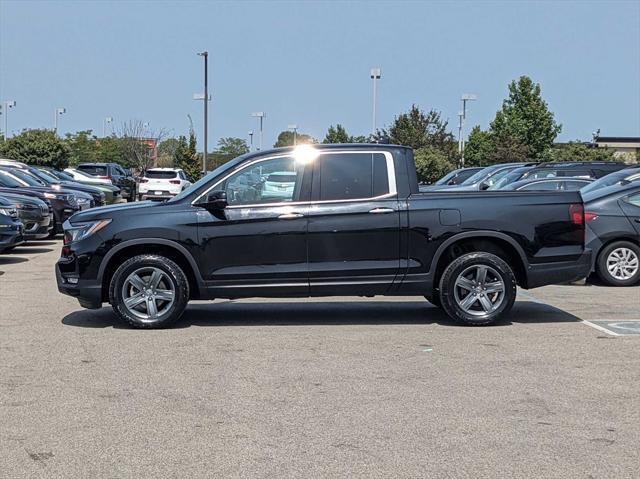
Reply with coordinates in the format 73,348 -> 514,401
196,154 -> 313,297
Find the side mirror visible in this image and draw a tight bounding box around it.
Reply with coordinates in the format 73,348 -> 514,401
479,182 -> 490,191
203,190 -> 227,210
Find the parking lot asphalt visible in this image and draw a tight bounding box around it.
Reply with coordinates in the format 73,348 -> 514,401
1,241 -> 639,478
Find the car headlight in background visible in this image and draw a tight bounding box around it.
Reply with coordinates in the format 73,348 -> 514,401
63,219 -> 111,244
0,207 -> 14,216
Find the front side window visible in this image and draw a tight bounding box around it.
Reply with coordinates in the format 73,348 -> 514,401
318,152 -> 390,201
220,156 -> 304,206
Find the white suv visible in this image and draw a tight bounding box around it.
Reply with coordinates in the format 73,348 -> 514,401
138,168 -> 191,201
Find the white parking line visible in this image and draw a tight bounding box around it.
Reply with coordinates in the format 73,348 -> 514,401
580,320 -> 621,336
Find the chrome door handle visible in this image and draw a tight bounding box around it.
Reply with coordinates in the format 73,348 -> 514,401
278,213 -> 304,220
369,208 -> 395,214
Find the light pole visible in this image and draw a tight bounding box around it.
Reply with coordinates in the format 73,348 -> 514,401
248,131 -> 254,151
370,68 -> 381,138
459,93 -> 477,167
103,116 -> 113,137
54,107 -> 66,136
197,51 -> 209,173
457,111 -> 464,167
251,112 -> 265,150
1,100 -> 16,141
288,124 -> 298,146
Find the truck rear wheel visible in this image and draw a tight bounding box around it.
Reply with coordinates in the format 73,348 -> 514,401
439,252 -> 516,326
109,254 -> 190,329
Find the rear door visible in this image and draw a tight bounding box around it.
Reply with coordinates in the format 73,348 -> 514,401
619,190 -> 640,235
306,150 -> 401,295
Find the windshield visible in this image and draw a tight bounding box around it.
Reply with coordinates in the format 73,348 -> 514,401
0,170 -> 25,187
53,170 -> 75,181
145,170 -> 177,179
30,168 -> 60,184
434,169 -> 459,185
461,167 -> 492,185
3,168 -> 45,186
169,154 -> 249,202
488,168 -> 529,190
581,168 -> 640,194
582,182 -> 639,203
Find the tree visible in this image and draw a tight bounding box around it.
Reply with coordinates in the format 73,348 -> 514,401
490,76 -> 561,159
322,124 -> 367,144
118,120 -> 167,173
0,129 -> 70,169
175,128 -> 201,181
273,130 -> 316,148
378,105 -> 456,153
543,142 -> 618,162
414,147 -> 456,184
65,130 -> 100,166
464,126 -> 495,167
157,138 -> 181,167
490,135 -> 530,164
95,135 -> 126,165
218,137 -> 249,157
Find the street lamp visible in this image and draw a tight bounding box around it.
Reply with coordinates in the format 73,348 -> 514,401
459,93 -> 477,167
248,130 -> 254,151
370,68 -> 381,138
54,107 -> 66,136
288,124 -> 298,146
197,51 -> 209,173
251,112 -> 266,150
1,100 -> 16,141
103,116 -> 113,137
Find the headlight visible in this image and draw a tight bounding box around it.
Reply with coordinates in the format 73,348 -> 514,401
63,219 -> 111,244
0,207 -> 13,216
44,192 -> 69,200
77,197 -> 90,204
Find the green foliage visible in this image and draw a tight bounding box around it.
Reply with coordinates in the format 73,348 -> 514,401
273,130 -> 316,148
491,135 -> 530,164
323,124 -> 367,144
175,129 -> 201,181
543,142 -> 618,162
64,130 -> 101,166
218,137 -> 249,157
490,76 -> 561,159
0,129 -> 70,169
464,126 -> 494,167
157,138 -> 181,167
378,105 -> 456,152
414,147 -> 456,184
95,136 -> 126,165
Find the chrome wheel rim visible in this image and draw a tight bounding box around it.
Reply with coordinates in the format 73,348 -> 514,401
122,267 -> 175,322
606,248 -> 639,280
453,265 -> 506,316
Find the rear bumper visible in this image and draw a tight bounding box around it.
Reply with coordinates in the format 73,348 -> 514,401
526,250 -> 592,288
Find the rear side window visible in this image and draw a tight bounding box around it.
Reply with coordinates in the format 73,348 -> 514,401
78,165 -> 108,176
318,153 -> 389,201
625,193 -> 640,208
519,181 -> 561,191
146,170 -> 178,179
563,180 -> 590,191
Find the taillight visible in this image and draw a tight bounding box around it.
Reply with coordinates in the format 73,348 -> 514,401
169,180 -> 180,184
585,212 -> 598,222
569,203 -> 584,226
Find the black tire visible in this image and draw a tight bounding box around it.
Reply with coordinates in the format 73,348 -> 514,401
109,254 -> 190,329
424,292 -> 442,308
47,218 -> 57,238
596,241 -> 640,286
439,252 -> 516,326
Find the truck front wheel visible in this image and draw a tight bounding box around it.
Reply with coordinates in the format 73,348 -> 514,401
439,252 -> 516,326
109,254 -> 190,329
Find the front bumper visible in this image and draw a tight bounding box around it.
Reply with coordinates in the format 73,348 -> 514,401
526,250 -> 593,288
0,222 -> 25,251
56,259 -> 103,309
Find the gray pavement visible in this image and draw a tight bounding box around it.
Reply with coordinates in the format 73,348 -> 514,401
1,241 -> 639,478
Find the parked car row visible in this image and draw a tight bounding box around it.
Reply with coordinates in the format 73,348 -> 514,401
0,158 -> 127,251
428,162 -> 640,286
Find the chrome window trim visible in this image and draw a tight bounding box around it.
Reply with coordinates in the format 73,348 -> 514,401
191,150 -> 397,207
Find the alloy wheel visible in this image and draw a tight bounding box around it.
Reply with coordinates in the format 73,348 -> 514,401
121,267 -> 176,322
453,264 -> 506,316
606,247 -> 639,281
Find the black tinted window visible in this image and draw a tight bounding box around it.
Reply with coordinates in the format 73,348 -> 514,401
146,170 -> 177,179
77,165 -> 108,176
519,181 -> 560,191
319,153 -> 389,201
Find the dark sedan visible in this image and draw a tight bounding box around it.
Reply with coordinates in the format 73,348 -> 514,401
583,183 -> 640,286
0,196 -> 24,252
0,192 -> 52,239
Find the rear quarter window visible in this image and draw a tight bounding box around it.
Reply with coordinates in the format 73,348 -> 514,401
78,165 -> 108,176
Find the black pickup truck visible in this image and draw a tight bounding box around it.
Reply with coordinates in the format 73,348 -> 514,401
56,144 -> 591,328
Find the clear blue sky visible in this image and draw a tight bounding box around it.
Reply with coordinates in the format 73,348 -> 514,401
1,0 -> 639,149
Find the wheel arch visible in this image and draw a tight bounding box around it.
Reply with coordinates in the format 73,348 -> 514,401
98,238 -> 204,302
430,231 -> 529,288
